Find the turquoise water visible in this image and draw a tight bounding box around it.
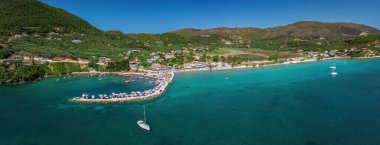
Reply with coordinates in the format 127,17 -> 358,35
1,59 -> 380,145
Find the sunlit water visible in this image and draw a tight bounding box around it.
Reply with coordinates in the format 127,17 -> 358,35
1,59 -> 380,145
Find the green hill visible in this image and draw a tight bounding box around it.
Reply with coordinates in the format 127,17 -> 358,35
0,0 -> 379,61
0,0 -> 99,35
172,21 -> 380,40
0,0 -> 379,84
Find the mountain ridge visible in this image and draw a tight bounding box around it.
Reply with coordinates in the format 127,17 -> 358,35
171,21 -> 380,39
0,0 -> 378,40
0,0 -> 379,61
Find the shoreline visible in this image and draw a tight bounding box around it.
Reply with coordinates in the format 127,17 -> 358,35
175,58 -> 320,74
4,56 -> 380,103
174,56 -> 380,74
3,56 -> 379,85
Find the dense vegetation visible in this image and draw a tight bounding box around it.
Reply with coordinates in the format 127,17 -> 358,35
0,0 -> 99,35
0,60 -> 132,84
48,62 -> 87,75
0,63 -> 46,84
0,0 -> 379,84
106,59 -> 130,71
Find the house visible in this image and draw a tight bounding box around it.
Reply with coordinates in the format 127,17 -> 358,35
97,57 -> 112,66
153,55 -> 160,60
33,57 -> 51,64
49,32 -> 59,36
221,39 -> 232,45
147,59 -> 154,64
23,56 -> 31,60
150,52 -> 157,56
71,39 -> 83,44
156,51 -> 166,55
127,50 -> 140,56
189,61 -> 206,68
150,63 -> 169,71
320,53 -> 329,58
328,49 -> 339,56
359,31 -> 368,36
183,64 -> 192,69
182,47 -> 190,54
164,53 -> 175,59
150,63 -> 162,70
307,52 -> 319,59
193,54 -> 201,60
10,55 -> 23,61
129,60 -> 140,69
147,55 -> 160,63
54,27 -> 64,32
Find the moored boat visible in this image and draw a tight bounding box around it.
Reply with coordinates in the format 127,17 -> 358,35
137,105 -> 150,131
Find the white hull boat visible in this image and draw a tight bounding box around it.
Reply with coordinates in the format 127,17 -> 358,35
137,105 -> 150,131
137,120 -> 150,131
330,72 -> 338,76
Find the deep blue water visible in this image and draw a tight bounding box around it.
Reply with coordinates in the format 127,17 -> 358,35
1,59 -> 380,145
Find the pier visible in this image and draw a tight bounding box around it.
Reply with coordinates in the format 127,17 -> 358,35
70,71 -> 175,103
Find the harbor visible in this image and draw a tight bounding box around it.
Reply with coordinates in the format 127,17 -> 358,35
70,70 -> 175,103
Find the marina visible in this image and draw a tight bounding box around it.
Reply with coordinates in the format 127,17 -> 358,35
70,71 -> 175,103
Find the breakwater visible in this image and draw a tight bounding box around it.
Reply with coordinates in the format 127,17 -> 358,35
70,71 -> 174,103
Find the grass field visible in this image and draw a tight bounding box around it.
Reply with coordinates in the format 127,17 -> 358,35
206,48 -> 260,55
206,47 -> 299,59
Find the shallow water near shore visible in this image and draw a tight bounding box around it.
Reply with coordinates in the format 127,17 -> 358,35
1,59 -> 380,145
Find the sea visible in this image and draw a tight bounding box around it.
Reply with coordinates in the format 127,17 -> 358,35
1,58 -> 380,145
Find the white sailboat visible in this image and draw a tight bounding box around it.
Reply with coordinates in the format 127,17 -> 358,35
330,71 -> 338,76
330,62 -> 337,69
137,105 -> 150,131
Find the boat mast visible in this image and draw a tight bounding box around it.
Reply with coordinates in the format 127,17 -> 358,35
143,105 -> 146,122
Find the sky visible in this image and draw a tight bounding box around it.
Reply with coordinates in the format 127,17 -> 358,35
40,0 -> 380,34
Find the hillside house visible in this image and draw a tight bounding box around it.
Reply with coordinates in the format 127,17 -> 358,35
129,60 -> 140,69
97,57 -> 112,66
164,53 -> 175,59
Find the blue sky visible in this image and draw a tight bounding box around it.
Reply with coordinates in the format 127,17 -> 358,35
40,0 -> 380,34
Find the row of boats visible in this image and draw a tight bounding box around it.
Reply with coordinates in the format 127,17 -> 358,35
124,75 -> 152,83
73,72 -> 174,101
75,82 -> 165,100
56,73 -> 115,81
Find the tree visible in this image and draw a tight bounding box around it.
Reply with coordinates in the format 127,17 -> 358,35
88,62 -> 99,71
106,59 -> 130,71
200,53 -> 207,62
0,49 -> 12,59
212,55 -> 219,62
220,56 -> 226,62
0,64 -> 47,84
269,54 -> 280,61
